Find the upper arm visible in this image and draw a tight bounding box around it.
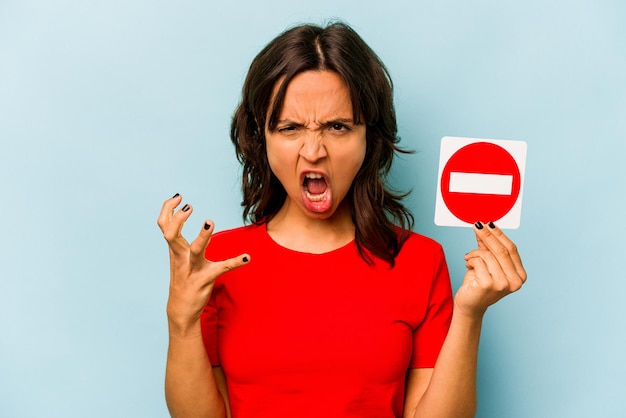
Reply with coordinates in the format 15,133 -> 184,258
403,368 -> 433,418
213,367 -> 231,418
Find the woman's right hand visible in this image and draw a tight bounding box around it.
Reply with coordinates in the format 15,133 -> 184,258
157,194 -> 249,337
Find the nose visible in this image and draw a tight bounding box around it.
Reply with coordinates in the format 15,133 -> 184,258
299,131 -> 327,162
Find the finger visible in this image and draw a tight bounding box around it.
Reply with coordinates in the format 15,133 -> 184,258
465,249 -> 501,281
483,222 -> 527,283
189,220 -> 215,269
465,256 -> 495,290
473,222 -> 488,250
157,193 -> 182,231
470,222 -> 526,287
208,253 -> 251,277
464,256 -> 517,312
465,252 -> 510,292
163,203 -> 194,253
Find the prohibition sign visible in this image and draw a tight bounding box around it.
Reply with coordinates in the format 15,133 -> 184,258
435,137 -> 526,228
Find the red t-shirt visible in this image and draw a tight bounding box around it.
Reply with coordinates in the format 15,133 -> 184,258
202,223 -> 453,418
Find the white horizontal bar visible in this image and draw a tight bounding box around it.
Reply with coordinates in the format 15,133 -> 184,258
449,172 -> 513,195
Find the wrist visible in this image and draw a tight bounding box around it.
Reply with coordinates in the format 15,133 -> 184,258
452,302 -> 486,326
168,319 -> 203,339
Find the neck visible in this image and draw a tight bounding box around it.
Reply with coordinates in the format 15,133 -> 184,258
266,200 -> 355,254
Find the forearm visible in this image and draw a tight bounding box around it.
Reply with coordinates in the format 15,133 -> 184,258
165,322 -> 226,418
411,311 -> 483,418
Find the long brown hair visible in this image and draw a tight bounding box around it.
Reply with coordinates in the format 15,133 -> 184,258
230,22 -> 413,267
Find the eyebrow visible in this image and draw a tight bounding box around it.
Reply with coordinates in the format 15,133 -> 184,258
276,117 -> 356,127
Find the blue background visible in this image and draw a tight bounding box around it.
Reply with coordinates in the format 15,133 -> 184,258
1,0 -> 625,417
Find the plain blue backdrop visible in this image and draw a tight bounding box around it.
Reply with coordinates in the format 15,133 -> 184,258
1,0 -> 625,417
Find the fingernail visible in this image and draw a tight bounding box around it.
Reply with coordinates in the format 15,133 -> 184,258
203,222 -> 211,230
182,204 -> 190,212
488,222 -> 496,229
242,256 -> 249,263
172,193 -> 180,199
475,221 -> 484,230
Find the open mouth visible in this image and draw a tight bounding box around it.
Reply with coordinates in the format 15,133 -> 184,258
303,172 -> 328,202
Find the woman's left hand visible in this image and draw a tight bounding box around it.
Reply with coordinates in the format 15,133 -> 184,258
455,221 -> 527,318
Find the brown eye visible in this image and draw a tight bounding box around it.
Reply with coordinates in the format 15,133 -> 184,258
330,123 -> 349,132
278,125 -> 297,133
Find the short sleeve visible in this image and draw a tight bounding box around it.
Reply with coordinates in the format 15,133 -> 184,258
410,245 -> 453,368
200,228 -> 242,367
200,292 -> 220,366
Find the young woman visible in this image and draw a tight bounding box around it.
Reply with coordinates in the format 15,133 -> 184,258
157,22 -> 526,418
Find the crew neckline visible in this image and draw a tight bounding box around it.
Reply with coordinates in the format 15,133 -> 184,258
260,222 -> 356,257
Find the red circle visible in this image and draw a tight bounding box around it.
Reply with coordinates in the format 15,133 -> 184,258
441,142 -> 520,224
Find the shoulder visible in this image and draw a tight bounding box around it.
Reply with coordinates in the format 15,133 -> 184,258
211,223 -> 263,242
392,229 -> 448,275
205,223 -> 265,260
396,231 -> 452,306
400,230 -> 445,258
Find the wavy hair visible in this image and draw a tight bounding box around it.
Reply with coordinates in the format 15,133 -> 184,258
230,22 -> 413,267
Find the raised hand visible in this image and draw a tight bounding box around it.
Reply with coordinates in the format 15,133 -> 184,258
455,222 -> 527,318
157,194 -> 249,336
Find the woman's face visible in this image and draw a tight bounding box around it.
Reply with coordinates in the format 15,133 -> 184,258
265,70 -> 367,220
